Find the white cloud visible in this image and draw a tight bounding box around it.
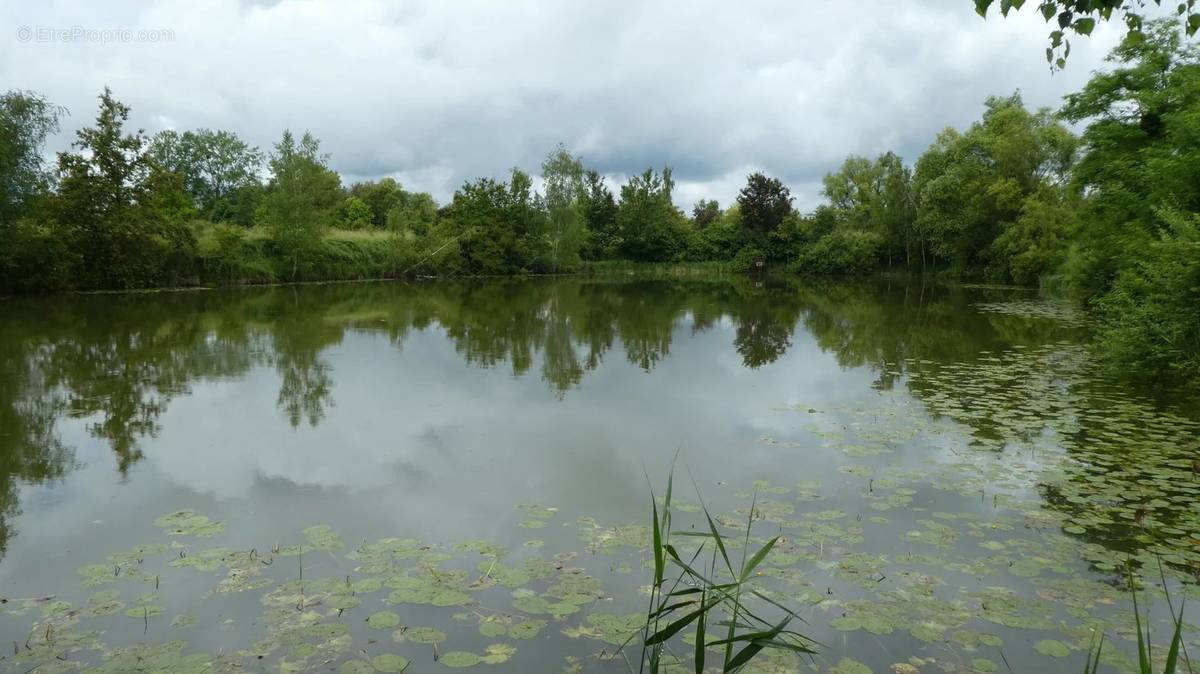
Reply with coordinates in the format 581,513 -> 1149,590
2,0 -> 1125,208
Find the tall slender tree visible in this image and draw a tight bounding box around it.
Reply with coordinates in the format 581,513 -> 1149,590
258,130 -> 342,279
541,144 -> 588,271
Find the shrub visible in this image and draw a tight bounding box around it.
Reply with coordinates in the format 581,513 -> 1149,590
337,196 -> 375,230
1092,210 -> 1200,383
197,223 -> 275,284
790,229 -> 883,275
686,218 -> 747,262
154,218 -> 199,287
731,244 -> 767,273
0,218 -> 76,293
312,234 -> 396,280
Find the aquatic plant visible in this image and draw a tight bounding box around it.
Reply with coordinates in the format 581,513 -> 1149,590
633,466 -> 817,673
1084,564 -> 1193,674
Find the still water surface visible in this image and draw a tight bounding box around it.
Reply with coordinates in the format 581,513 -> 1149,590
0,277 -> 1197,673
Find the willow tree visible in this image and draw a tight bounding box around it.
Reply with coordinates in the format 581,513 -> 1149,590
0,90 -> 61,223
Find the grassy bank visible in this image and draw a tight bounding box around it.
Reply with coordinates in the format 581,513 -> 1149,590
194,226 -> 406,286
583,259 -> 741,277
132,227 -> 758,289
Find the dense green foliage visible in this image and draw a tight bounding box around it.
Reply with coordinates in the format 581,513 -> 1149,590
0,87 -> 1085,289
912,95 -> 1077,280
779,22 -> 1197,382
615,167 -> 689,263
52,88 -> 198,289
0,23 -> 1196,383
1058,22 -> 1200,379
580,170 -> 619,260
736,172 -> 793,244
148,128 -> 263,222
0,90 -> 66,290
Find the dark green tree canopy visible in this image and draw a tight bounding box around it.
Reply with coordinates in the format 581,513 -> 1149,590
442,168 -> 549,274
57,88 -> 153,219
349,177 -> 407,228
1061,19 -> 1200,222
691,199 -> 721,230
820,151 -> 915,266
51,88 -> 197,288
580,170 -> 618,259
1057,20 -> 1200,297
737,172 -> 792,239
387,191 -> 437,236
148,128 -> 263,219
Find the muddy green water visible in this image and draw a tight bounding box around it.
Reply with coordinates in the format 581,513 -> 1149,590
0,277 -> 1197,673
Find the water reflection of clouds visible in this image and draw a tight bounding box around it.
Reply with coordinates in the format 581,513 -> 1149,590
0,278 -> 1068,575
140,314 -> 855,514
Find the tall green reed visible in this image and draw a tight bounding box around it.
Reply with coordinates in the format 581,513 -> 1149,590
627,466 -> 817,673
1084,562 -> 1191,674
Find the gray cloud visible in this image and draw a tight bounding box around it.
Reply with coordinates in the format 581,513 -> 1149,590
3,0 -> 1123,209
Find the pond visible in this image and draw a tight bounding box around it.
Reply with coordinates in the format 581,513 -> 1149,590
0,276 -> 1197,673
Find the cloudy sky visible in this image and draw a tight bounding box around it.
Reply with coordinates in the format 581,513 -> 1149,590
4,0 -> 1128,209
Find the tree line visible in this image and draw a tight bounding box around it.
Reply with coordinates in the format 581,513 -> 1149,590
0,21 -> 1196,382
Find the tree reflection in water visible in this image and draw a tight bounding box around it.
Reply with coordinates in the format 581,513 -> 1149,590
0,276 -> 1165,565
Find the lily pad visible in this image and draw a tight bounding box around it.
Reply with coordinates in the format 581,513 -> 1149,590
371,653 -> 410,672
1034,639 -> 1070,658
509,619 -> 547,639
367,611 -> 400,630
395,626 -> 446,644
482,643 -> 516,664
439,651 -> 482,668
830,657 -> 872,674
